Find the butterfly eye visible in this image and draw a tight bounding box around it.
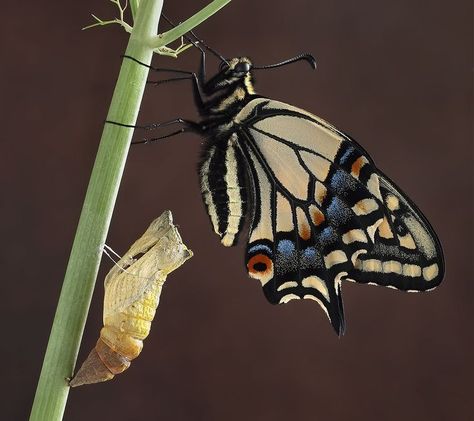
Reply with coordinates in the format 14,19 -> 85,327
234,62 -> 251,73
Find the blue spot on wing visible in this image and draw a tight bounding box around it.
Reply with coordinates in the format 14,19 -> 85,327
330,170 -> 356,193
303,247 -> 317,259
248,244 -> 272,256
327,197 -> 352,225
338,146 -> 356,165
301,246 -> 323,269
275,239 -> 298,275
277,239 -> 295,255
318,226 -> 338,247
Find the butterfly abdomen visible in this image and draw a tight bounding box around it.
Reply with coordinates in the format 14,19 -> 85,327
199,134 -> 248,247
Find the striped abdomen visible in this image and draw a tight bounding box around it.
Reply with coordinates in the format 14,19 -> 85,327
199,134 -> 248,247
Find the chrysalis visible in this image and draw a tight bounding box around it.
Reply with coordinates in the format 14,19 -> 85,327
70,211 -> 192,387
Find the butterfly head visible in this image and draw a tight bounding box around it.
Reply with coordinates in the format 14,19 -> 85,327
219,57 -> 252,74
208,57 -> 255,93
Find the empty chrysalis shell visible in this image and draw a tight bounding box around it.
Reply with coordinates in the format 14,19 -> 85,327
70,211 -> 192,387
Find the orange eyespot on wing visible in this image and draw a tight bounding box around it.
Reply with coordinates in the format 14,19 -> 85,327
247,253 -> 273,276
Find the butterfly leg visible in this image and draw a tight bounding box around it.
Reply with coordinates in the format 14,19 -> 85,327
132,119 -> 203,144
105,118 -> 203,144
122,55 -> 207,110
147,76 -> 193,86
160,14 -> 211,84
145,43 -> 210,113
137,13 -> 216,111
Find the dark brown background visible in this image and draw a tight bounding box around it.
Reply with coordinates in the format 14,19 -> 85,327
2,0 -> 472,420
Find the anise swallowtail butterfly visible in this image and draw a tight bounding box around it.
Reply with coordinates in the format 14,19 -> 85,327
119,36 -> 444,335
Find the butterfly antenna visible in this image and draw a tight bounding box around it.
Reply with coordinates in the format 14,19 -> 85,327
253,53 -> 317,70
161,14 -> 229,66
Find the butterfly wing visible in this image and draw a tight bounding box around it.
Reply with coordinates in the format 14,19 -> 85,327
198,98 -> 444,335
234,98 -> 444,334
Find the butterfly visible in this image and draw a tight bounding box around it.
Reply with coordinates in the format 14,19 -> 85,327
123,44 -> 444,335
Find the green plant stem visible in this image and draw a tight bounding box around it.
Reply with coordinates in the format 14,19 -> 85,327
130,0 -> 139,21
29,2 -> 163,420
30,0 -> 231,417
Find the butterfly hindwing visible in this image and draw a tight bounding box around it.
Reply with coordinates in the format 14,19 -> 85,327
240,142 -> 348,333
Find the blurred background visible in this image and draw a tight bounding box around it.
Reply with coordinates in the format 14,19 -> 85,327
2,0 -> 472,420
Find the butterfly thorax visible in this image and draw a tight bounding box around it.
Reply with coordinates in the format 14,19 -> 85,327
201,57 -> 258,135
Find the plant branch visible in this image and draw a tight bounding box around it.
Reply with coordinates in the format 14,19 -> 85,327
148,0 -> 231,49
